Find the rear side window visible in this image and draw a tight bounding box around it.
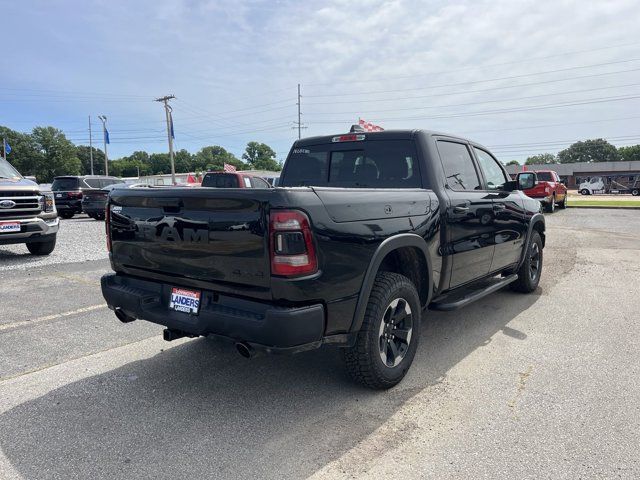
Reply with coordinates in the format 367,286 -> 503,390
281,140 -> 422,188
436,141 -> 481,191
51,178 -> 79,191
84,178 -> 101,188
250,176 -> 270,188
201,173 -> 239,188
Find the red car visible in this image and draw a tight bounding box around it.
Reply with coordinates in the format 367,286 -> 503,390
201,171 -> 272,189
522,170 -> 568,213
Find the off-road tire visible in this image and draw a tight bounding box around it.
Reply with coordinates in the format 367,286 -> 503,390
26,235 -> 56,256
342,272 -> 421,390
510,231 -> 543,293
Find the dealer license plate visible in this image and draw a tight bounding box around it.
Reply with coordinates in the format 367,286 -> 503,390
169,287 -> 201,315
0,222 -> 20,233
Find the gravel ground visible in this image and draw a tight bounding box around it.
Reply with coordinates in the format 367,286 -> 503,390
0,215 -> 108,271
0,209 -> 639,479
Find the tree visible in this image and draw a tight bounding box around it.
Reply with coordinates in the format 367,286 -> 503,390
31,126 -> 81,182
193,145 -> 244,171
557,139 -> 620,164
76,145 -> 106,175
0,125 -> 42,176
505,160 -> 520,166
148,153 -> 171,174
618,145 -> 640,162
242,141 -> 281,171
174,149 -> 193,173
525,153 -> 557,165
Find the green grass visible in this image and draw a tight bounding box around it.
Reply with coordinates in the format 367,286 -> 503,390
568,199 -> 640,207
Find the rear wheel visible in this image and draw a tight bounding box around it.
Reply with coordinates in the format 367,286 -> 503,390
511,231 -> 543,293
545,195 -> 556,213
632,189 -> 639,197
580,189 -> 590,195
343,272 -> 421,389
26,235 -> 56,256
558,194 -> 567,209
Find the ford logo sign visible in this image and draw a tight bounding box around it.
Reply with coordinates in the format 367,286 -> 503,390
0,200 -> 17,209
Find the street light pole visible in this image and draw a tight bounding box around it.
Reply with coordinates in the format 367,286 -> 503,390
98,115 -> 109,176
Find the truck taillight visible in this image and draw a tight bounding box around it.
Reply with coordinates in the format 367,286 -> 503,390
105,203 -> 111,252
269,210 -> 317,277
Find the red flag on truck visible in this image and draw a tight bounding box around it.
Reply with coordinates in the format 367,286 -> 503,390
358,118 -> 384,132
223,163 -> 237,173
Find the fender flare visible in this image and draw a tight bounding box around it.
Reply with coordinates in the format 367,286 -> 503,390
349,233 -> 433,333
518,213 -> 545,267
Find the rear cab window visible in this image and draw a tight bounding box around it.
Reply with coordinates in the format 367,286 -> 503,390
281,140 -> 424,188
201,173 -> 239,188
51,178 -> 79,191
536,172 -> 553,182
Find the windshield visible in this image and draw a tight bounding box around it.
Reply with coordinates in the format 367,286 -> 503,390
0,157 -> 22,179
52,178 -> 80,191
281,140 -> 423,188
536,172 -> 553,182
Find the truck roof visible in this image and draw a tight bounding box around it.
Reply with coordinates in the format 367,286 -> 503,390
294,129 -> 480,148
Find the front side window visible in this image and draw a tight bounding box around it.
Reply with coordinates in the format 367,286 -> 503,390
437,141 -> 481,191
474,148 -> 508,190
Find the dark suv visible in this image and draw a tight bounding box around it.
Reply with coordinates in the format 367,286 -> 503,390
52,176 -> 124,219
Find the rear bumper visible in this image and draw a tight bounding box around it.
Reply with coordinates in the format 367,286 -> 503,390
55,200 -> 82,213
82,201 -> 106,215
0,216 -> 59,246
101,273 -> 328,354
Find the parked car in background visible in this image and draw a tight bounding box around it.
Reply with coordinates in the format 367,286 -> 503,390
578,175 -> 640,196
52,176 -> 124,218
0,156 -> 58,255
201,171 -> 272,189
522,170 -> 567,212
82,183 -> 147,220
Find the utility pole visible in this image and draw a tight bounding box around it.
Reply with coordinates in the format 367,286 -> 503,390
88,116 -> 94,175
297,83 -> 301,140
292,84 -> 307,139
155,95 -> 176,185
98,115 -> 109,176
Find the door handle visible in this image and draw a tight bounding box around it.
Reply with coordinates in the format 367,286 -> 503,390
453,205 -> 469,213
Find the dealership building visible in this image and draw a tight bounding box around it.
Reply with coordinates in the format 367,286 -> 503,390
505,160 -> 640,189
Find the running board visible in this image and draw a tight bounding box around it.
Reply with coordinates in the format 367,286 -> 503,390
430,274 -> 518,311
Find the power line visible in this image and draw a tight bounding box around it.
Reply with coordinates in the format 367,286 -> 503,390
304,57 -> 640,99
302,41 -> 640,87
308,93 -> 640,124
305,82 -> 640,116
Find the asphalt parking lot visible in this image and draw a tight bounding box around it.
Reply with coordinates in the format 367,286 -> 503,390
1,210 -> 639,479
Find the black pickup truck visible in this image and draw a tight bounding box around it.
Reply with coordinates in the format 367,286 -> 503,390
101,129 -> 544,389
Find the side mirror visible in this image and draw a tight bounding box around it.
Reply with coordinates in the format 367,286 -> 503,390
517,172 -> 536,190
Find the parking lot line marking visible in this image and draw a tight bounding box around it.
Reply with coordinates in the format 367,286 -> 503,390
0,304 -> 107,332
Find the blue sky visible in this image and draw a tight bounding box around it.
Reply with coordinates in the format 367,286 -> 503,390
2,0 -> 639,162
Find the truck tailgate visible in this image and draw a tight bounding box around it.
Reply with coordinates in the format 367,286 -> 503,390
108,188 -> 272,290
